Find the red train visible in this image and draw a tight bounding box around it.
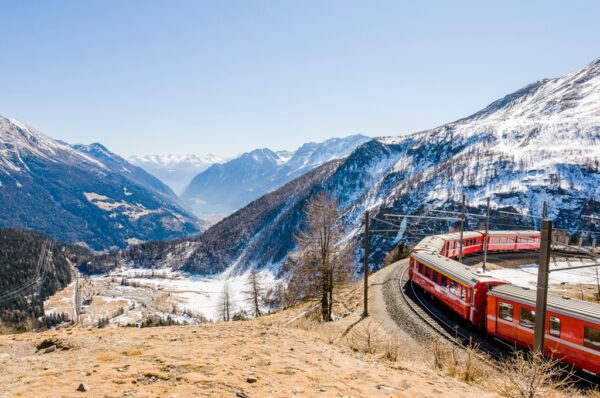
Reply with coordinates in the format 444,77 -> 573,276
408,230 -> 600,375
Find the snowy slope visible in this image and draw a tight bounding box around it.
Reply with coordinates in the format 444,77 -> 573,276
128,153 -> 224,195
331,58 -> 600,264
181,134 -> 369,218
88,58 -> 600,275
0,116 -> 202,250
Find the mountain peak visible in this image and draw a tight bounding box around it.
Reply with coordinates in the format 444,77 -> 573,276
462,58 -> 600,124
181,134 -> 370,218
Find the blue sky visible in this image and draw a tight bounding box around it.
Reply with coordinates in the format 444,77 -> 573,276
0,1 -> 598,157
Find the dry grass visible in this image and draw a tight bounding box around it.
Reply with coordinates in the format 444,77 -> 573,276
121,349 -> 142,357
383,336 -> 402,362
346,319 -> 384,354
96,352 -> 119,361
429,338 -> 492,385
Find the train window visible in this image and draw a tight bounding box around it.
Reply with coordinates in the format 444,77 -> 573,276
419,263 -> 425,275
584,326 -> 600,351
449,280 -> 456,295
440,275 -> 448,288
432,271 -> 439,283
519,308 -> 535,328
499,302 -> 513,321
549,317 -> 560,337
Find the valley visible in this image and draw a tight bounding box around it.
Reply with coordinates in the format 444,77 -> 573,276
45,267 -> 278,326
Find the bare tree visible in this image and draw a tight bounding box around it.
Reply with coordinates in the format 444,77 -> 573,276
289,192 -> 354,321
218,281 -> 231,322
243,267 -> 264,317
497,351 -> 573,398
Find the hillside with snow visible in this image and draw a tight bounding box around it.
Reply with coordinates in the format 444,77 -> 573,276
181,134 -> 369,219
88,58 -> 600,275
0,117 -> 202,250
128,153 -> 224,195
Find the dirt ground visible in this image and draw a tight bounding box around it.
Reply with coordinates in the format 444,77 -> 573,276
0,268 -> 494,398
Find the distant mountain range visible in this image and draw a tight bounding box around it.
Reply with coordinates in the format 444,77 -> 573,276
180,135 -> 370,219
86,58 -> 600,275
128,154 -> 224,195
0,117 -> 202,250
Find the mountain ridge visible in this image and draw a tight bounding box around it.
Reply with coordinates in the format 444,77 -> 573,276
0,116 -> 202,250
181,134 -> 370,218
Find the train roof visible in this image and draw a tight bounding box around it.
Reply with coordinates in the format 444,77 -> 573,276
412,235 -> 446,254
437,231 -> 483,241
479,230 -> 541,237
489,284 -> 600,323
411,251 -> 506,287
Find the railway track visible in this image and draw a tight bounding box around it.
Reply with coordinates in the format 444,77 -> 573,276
394,262 -> 600,387
396,263 -> 507,361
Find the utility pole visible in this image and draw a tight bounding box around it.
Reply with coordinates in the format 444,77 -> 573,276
363,211 -> 370,318
533,219 -> 552,353
542,201 -> 548,219
459,194 -> 465,263
75,273 -> 81,324
483,197 -> 490,272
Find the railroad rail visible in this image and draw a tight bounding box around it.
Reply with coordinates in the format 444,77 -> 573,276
397,263 -> 506,361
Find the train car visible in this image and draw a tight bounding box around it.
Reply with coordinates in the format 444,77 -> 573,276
480,230 -> 541,252
409,235 -> 447,278
410,251 -> 508,327
411,234 -> 447,255
441,231 -> 485,258
487,284 -> 600,375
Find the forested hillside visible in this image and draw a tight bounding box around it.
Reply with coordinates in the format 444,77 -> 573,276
0,229 -> 89,327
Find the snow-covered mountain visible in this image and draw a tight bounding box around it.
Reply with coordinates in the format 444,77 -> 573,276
0,116 -> 202,250
86,58 -> 600,275
128,153 -> 223,195
181,134 -> 369,219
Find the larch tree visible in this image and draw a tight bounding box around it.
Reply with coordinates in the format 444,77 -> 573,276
243,266 -> 265,317
289,191 -> 354,321
218,281 -> 231,322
